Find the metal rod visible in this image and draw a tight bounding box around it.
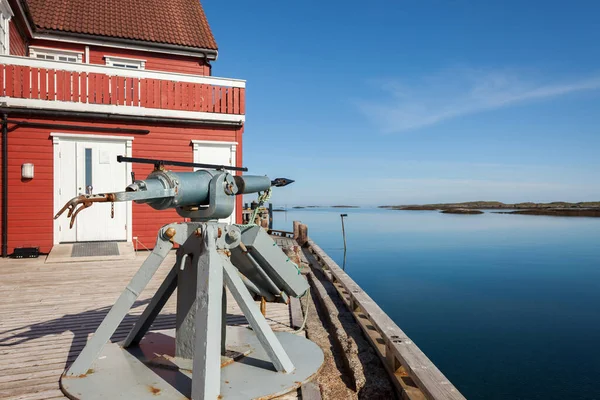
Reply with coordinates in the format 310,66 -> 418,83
239,273 -> 276,301
340,214 -> 347,252
6,119 -> 150,134
244,250 -> 286,302
340,214 -> 348,270
2,114 -> 7,258
116,155 -> 248,172
268,203 -> 273,230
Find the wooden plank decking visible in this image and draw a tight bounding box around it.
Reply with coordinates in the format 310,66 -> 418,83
0,250 -> 296,400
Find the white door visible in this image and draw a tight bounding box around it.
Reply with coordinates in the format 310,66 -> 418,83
56,138 -> 127,242
192,141 -> 237,224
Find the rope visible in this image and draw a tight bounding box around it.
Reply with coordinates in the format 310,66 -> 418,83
249,188 -> 272,225
238,189 -> 273,229
294,287 -> 311,333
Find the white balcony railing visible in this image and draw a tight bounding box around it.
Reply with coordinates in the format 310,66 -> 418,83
0,55 -> 245,123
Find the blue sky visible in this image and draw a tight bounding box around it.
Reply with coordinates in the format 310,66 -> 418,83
203,0 -> 600,206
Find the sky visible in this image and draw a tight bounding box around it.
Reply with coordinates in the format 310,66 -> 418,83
203,0 -> 600,206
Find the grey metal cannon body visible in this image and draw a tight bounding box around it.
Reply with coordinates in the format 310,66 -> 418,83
55,155 -> 292,226
54,156 -> 322,400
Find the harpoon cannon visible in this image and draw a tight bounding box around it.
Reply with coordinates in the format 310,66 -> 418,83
54,156 -> 323,400
55,155 -> 294,227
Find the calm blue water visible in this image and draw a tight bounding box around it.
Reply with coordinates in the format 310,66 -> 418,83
273,208 -> 600,400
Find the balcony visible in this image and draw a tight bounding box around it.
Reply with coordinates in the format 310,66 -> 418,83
0,55 -> 245,124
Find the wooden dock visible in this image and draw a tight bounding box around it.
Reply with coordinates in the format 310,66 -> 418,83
0,228 -> 465,400
0,251 -> 295,400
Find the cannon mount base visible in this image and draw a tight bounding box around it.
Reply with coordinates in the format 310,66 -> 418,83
60,326 -> 323,400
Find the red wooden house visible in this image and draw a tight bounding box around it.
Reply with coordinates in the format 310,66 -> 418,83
0,0 -> 246,256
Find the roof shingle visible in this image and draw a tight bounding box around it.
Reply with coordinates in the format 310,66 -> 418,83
24,0 -> 218,50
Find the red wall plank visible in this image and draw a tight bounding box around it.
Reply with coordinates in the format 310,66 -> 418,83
227,88 -> 233,114
73,72 -> 80,102
13,66 -> 22,98
160,80 -> 169,109
193,84 -> 201,111
174,81 -> 182,110
5,66 -> 13,97
204,85 -> 211,112
31,68 -> 39,99
233,88 -> 240,114
240,88 -> 245,114
39,69 -> 47,100
117,76 -> 126,105
141,79 -> 149,107
102,75 -> 110,104
87,73 -> 97,103
47,70 -> 55,100
220,87 -> 227,113
9,21 -> 26,56
153,80 -> 161,108
81,72 -> 88,103
55,70 -> 65,101
22,67 -> 31,99
110,76 -> 118,105
133,78 -> 140,106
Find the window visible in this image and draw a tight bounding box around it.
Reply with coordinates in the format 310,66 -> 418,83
105,56 -> 146,70
85,148 -> 93,194
0,0 -> 13,55
29,47 -> 83,63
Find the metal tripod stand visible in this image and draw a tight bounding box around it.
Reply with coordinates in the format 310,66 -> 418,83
61,222 -> 324,400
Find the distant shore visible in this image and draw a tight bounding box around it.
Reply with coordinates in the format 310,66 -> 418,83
292,205 -> 360,209
380,201 -> 600,217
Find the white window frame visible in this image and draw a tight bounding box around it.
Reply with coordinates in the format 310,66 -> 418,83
29,46 -> 83,63
0,0 -> 14,56
105,56 -> 146,70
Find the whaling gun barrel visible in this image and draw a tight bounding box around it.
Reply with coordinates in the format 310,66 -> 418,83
55,156 -> 293,227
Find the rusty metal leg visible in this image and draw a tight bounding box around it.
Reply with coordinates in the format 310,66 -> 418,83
65,227 -> 174,376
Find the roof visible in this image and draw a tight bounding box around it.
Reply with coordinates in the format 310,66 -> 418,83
23,0 -> 218,51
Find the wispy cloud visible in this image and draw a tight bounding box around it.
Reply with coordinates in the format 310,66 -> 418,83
358,68 -> 600,132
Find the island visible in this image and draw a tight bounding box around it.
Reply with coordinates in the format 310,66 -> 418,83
441,208 -> 484,214
380,201 -> 600,217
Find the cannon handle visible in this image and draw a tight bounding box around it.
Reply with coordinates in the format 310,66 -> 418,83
117,155 -> 248,172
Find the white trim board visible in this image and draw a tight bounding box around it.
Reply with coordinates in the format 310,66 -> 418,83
191,140 -> 239,146
2,98 -> 246,124
51,132 -> 135,141
30,46 -> 84,56
104,56 -> 146,69
0,0 -> 13,19
29,46 -> 84,63
0,54 -> 245,87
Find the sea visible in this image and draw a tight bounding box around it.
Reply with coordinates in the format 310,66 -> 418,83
273,207 -> 600,400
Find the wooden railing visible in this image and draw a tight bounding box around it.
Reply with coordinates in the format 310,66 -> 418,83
0,55 -> 245,119
300,227 -> 465,400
